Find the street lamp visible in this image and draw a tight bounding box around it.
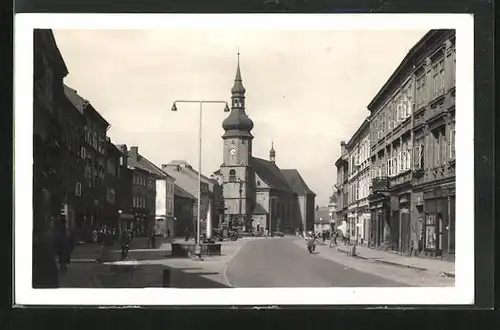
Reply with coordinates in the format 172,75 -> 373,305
118,209 -> 123,231
237,177 -> 243,230
171,100 -> 229,254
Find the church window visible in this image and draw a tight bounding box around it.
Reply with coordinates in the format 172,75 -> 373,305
257,180 -> 260,186
229,169 -> 236,182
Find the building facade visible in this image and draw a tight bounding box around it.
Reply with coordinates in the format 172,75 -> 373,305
367,29 -> 455,259
219,56 -> 316,234
131,150 -> 176,237
56,82 -> 86,235
327,192 -> 338,227
33,29 -> 70,233
114,144 -> 135,231
64,85 -> 110,234
101,139 -> 123,230
345,119 -> 371,245
125,146 -> 159,237
173,185 -> 196,238
314,207 -> 331,232
162,161 -> 213,234
334,141 -> 349,237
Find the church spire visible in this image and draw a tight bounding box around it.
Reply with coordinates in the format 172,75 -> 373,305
231,47 -> 246,96
222,50 -> 254,139
269,140 -> 276,163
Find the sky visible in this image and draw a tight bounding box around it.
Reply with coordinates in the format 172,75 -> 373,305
53,28 -> 427,206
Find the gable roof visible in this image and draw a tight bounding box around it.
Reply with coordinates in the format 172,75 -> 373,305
162,166 -> 212,200
63,84 -> 87,114
174,184 -> 196,200
280,169 -> 316,196
250,157 -> 292,192
252,203 -> 268,215
136,155 -> 174,181
165,160 -> 217,185
127,154 -> 163,179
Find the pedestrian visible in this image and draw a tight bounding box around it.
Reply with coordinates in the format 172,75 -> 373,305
120,229 -> 131,261
56,226 -> 72,274
33,218 -> 60,288
151,230 -> 156,249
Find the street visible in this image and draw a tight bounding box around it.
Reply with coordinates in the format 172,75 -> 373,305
60,235 -> 454,288
225,236 -> 404,287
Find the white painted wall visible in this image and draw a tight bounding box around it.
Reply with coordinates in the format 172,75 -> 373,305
155,179 -> 166,217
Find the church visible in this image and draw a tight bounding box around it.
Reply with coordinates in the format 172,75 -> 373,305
213,55 -> 316,234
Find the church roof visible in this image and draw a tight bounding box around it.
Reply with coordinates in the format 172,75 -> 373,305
280,169 -> 316,196
250,157 -> 292,192
252,203 -> 268,215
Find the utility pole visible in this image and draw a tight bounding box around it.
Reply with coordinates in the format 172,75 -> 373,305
238,178 -> 243,230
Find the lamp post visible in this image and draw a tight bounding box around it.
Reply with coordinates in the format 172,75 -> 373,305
171,100 -> 229,253
238,177 -> 243,230
118,209 -> 122,231
269,196 -> 277,235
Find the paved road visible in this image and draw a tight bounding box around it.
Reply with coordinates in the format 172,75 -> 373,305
225,237 -> 405,287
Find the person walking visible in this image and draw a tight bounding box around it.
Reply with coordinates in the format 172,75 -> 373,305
55,225 -> 73,274
120,229 -> 131,261
151,230 -> 156,249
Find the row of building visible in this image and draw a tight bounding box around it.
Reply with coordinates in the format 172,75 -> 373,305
33,29 -> 222,241
334,29 -> 456,260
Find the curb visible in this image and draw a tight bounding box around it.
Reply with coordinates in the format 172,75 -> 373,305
441,272 -> 455,278
221,239 -> 251,288
372,259 -> 427,271
335,247 -> 428,272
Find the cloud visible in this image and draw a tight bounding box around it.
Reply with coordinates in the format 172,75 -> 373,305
54,28 -> 427,205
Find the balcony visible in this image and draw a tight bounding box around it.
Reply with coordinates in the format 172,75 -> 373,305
372,177 -> 389,193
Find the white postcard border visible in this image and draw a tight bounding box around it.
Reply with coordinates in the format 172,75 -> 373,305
14,13 -> 474,306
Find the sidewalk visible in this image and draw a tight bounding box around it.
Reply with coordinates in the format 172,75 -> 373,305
336,243 -> 455,277
292,239 -> 454,287
71,236 -> 172,262
60,238 -> 250,288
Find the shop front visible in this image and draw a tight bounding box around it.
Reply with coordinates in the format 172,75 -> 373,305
368,194 -> 389,249
421,184 -> 455,259
398,192 -> 412,255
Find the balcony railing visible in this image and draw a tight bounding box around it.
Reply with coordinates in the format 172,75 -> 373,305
372,177 -> 389,193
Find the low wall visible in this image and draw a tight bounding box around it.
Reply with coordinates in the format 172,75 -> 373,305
171,243 -> 222,257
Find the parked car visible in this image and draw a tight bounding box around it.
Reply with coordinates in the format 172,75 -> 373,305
271,231 -> 284,237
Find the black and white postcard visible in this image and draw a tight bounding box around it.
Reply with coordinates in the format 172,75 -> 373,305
14,13 -> 474,306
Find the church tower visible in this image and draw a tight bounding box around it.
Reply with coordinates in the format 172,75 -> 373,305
221,52 -> 254,228
269,141 -> 276,163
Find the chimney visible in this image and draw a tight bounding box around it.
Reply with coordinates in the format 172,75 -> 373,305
340,141 -> 346,155
129,146 -> 138,161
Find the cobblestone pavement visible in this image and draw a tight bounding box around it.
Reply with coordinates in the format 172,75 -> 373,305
292,239 -> 454,287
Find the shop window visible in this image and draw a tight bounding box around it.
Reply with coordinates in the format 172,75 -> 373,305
449,130 -> 455,160
424,213 -> 438,250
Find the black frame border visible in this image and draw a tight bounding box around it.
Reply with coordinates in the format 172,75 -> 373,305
6,0 -> 496,324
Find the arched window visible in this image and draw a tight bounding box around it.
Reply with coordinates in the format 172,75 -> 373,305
229,169 -> 236,182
